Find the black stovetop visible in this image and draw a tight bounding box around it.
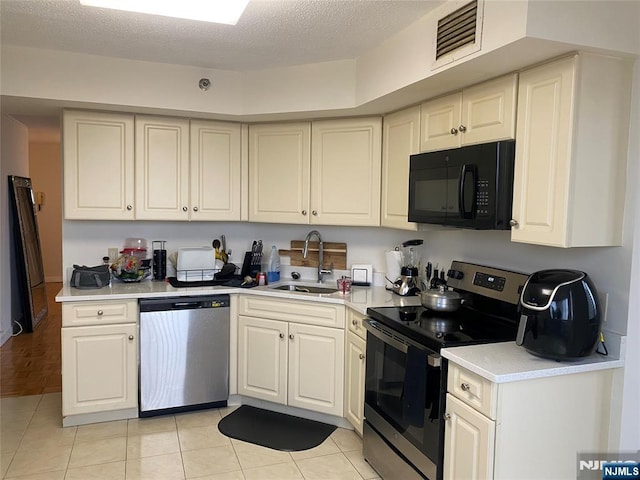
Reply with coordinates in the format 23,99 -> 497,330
366,304 -> 519,352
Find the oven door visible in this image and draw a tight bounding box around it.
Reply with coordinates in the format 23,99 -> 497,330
363,319 -> 444,480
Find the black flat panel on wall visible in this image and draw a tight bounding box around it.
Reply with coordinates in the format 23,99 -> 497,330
8,175 -> 48,333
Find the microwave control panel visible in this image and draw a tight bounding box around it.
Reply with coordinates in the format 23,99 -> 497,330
476,179 -> 491,216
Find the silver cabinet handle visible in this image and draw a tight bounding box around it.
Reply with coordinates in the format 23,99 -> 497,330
459,124 -> 467,133
509,219 -> 519,228
97,310 -> 103,316
289,334 -> 294,340
279,333 -> 285,339
126,205 -> 132,211
352,319 -> 358,326
450,128 -> 458,135
182,206 -> 188,212
193,206 -> 198,212
128,335 -> 134,341
359,353 -> 365,360
302,210 -> 307,216
312,210 -> 318,216
443,413 -> 451,421
461,383 -> 471,392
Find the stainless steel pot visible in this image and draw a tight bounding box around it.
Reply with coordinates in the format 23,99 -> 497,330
420,285 -> 464,312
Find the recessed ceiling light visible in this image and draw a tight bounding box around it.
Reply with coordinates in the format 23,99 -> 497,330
79,0 -> 250,25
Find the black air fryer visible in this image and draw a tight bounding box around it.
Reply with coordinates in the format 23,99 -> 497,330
516,269 -> 601,360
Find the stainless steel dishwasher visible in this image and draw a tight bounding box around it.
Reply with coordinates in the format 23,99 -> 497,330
139,295 -> 230,417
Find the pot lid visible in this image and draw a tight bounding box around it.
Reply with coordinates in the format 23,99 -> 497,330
421,285 -> 462,300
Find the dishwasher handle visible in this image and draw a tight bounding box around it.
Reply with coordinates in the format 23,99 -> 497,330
139,295 -> 230,312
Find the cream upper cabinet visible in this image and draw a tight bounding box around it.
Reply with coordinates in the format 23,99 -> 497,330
135,115 -> 190,220
248,122 -> 311,223
511,53 -> 632,247
311,117 -> 382,226
63,110 -> 135,220
190,120 -> 243,221
381,106 -> 420,230
420,74 -> 517,152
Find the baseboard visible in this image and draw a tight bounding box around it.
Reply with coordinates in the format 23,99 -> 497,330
0,330 -> 12,347
62,407 -> 138,427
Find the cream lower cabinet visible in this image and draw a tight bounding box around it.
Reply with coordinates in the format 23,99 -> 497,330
63,110 -> 135,220
237,296 -> 345,416
61,300 -> 138,419
444,362 -> 614,480
344,308 -> 367,435
420,74 -> 517,152
511,53 -> 632,247
381,106 -> 420,230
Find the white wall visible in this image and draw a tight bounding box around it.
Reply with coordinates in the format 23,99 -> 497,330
619,60 -> 640,451
1,115 -> 29,345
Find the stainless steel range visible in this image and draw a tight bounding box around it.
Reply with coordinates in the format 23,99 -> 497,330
363,261 -> 529,480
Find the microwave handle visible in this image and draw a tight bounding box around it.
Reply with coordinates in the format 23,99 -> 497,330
458,164 -> 478,219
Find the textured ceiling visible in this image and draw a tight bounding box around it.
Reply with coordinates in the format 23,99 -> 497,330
0,0 -> 442,71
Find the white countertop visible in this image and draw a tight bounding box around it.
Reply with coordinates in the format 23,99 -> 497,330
55,279 -> 422,313
441,341 -> 624,383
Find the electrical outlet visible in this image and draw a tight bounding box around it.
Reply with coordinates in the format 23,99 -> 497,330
598,292 -> 609,322
108,247 -> 119,263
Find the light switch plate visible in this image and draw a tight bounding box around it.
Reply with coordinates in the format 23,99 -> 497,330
351,264 -> 372,285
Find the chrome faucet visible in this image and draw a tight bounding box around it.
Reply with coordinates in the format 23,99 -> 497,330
302,230 -> 332,283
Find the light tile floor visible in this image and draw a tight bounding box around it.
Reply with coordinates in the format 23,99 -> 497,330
0,394 -> 381,480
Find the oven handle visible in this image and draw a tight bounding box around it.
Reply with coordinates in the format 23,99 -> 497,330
364,319 -> 441,367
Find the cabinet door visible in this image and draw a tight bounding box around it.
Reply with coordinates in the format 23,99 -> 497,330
248,123 -> 311,224
511,58 -> 575,247
62,323 -> 137,416
344,331 -> 366,435
135,115 -> 190,220
381,106 -> 420,231
63,110 -> 135,220
310,118 -> 382,226
420,92 -> 461,152
460,74 -> 517,146
443,394 -> 495,480
190,120 -> 242,221
288,323 -> 344,416
237,316 -> 287,405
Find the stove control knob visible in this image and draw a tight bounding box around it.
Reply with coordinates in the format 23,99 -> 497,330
447,269 -> 464,280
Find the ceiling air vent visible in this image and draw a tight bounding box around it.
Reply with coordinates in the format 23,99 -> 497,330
436,0 -> 478,60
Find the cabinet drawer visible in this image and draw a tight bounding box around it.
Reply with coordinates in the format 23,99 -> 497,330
240,296 -> 345,328
448,363 -> 497,419
62,300 -> 138,327
346,308 -> 367,340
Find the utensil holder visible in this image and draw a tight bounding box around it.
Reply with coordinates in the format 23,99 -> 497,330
152,240 -> 167,281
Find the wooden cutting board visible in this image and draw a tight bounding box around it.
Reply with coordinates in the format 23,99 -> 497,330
279,241 -> 347,270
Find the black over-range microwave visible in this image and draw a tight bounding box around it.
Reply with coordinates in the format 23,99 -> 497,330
408,140 -> 515,230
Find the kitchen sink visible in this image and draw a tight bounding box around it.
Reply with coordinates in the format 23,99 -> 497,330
271,284 -> 338,294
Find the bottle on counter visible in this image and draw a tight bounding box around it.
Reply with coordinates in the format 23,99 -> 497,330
267,245 -> 280,283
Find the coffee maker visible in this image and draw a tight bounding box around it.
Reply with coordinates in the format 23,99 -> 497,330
390,239 -> 423,296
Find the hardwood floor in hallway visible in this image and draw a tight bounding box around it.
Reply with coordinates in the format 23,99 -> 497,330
0,283 -> 63,397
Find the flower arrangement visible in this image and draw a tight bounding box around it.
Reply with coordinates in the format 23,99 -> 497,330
111,255 -> 150,282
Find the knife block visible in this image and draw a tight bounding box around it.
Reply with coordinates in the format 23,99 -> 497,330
241,251 -> 262,278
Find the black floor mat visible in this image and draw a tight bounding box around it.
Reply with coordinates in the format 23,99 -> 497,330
217,405 -> 337,451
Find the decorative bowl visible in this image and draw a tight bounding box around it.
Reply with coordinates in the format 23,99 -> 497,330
111,268 -> 151,283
